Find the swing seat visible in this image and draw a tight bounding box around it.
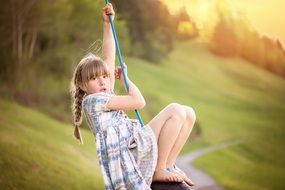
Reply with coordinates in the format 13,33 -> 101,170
151,182 -> 192,190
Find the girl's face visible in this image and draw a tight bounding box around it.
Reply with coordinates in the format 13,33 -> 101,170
84,74 -> 111,94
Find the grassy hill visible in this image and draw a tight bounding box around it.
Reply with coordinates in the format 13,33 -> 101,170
1,40 -> 285,189
125,40 -> 285,190
0,99 -> 105,189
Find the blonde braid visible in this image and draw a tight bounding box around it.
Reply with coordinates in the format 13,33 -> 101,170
70,66 -> 86,144
70,53 -> 103,144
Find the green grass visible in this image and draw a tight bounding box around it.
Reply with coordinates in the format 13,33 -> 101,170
0,99 -> 105,190
1,40 -> 285,189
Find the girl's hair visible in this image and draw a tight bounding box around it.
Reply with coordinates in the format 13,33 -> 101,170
70,53 -> 110,144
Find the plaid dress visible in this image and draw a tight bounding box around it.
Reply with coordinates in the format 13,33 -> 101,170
82,92 -> 158,190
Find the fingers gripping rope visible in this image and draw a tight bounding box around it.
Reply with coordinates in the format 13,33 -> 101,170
103,0 -> 144,127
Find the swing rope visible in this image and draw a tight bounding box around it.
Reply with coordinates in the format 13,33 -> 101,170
104,0 -> 144,127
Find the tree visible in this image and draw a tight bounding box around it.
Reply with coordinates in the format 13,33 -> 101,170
0,0 -> 46,78
111,0 -> 176,63
208,0 -> 285,78
210,13 -> 238,56
174,7 -> 198,40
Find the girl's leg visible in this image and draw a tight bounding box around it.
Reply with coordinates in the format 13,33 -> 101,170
166,105 -> 196,167
147,103 -> 186,182
165,105 -> 196,186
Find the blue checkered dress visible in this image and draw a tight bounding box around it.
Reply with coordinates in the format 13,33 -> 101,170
82,92 -> 157,190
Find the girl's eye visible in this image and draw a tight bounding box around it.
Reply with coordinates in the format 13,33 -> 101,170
103,75 -> 107,78
92,77 -> 97,80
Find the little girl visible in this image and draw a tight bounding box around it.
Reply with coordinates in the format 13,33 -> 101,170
70,3 -> 196,190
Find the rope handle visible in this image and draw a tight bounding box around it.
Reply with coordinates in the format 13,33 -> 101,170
104,0 -> 144,127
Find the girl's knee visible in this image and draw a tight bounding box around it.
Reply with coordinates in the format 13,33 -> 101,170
167,103 -> 187,121
183,106 -> 196,124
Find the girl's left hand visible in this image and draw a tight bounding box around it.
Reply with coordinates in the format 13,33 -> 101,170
114,63 -> 127,85
102,3 -> 115,23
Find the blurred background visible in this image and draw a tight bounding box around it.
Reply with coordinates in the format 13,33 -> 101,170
0,0 -> 284,189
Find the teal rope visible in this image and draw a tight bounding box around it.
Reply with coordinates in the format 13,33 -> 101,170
104,0 -> 144,127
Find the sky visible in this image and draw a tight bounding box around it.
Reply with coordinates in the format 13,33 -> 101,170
161,0 -> 285,45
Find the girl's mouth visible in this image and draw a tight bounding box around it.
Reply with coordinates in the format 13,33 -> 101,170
100,88 -> 107,92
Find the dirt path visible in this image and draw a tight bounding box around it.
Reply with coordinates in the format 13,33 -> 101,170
176,140 -> 242,190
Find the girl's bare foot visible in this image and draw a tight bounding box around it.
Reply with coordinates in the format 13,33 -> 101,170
173,164 -> 186,176
152,169 -> 183,183
167,165 -> 195,186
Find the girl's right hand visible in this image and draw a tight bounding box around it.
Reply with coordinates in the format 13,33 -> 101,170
115,63 -> 128,85
102,3 -> 115,23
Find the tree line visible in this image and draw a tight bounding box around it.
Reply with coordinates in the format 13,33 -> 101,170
0,0 -> 197,81
0,0 -> 197,121
111,0 -> 198,62
210,3 -> 285,78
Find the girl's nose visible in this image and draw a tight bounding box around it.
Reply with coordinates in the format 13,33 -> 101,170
98,77 -> 105,85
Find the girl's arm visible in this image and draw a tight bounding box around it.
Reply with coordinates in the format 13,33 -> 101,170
107,64 -> 146,110
102,3 -> 116,90
107,78 -> 146,110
